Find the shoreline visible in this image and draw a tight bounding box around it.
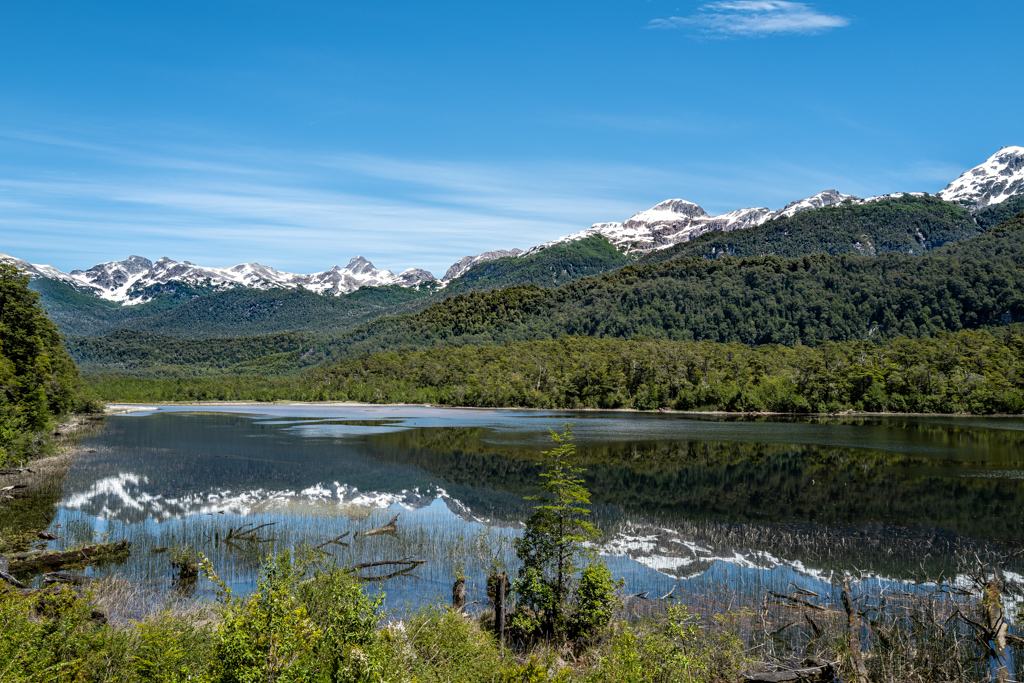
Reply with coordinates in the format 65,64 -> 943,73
103,401 -> 1023,419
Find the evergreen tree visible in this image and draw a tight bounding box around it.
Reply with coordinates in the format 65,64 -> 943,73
512,425 -> 619,643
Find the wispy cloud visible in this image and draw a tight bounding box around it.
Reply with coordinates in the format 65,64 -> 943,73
0,129 -> 675,275
649,1 -> 850,37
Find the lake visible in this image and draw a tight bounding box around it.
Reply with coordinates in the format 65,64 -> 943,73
28,405 -> 1024,618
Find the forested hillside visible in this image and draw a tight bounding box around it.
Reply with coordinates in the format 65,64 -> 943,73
443,235 -> 633,295
304,211 -> 1024,359
638,195 -> 978,265
1,264 -> 95,465
35,280 -> 438,339
28,277 -> 208,337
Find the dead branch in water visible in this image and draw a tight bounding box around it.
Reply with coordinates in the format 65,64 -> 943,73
841,577 -> 870,683
768,590 -> 831,613
358,514 -> 400,538
225,522 -> 277,543
313,531 -> 350,550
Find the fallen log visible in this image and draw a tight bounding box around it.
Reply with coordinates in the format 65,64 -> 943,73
745,659 -> 836,682
43,572 -> 96,586
8,540 -> 131,574
344,556 -> 425,573
1,569 -> 28,589
743,662 -> 836,682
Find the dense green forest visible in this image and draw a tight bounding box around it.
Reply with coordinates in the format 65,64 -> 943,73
87,326 -> 1024,414
0,264 -> 95,465
638,195 -> 978,265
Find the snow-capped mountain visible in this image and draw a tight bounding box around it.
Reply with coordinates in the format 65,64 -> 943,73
442,249 -> 524,281
1,253 -> 437,304
6,146 -> 1022,305
525,189 -> 860,255
938,146 -> 1024,210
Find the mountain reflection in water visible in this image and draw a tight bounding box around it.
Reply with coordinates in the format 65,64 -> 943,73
29,406 -> 1024,613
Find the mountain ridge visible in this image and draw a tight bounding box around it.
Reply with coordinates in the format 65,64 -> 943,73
4,146 -> 1021,305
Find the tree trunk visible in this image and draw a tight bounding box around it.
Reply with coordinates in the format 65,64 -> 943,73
841,577 -> 870,683
452,578 -> 466,611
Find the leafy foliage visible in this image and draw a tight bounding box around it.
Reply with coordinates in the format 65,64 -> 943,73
66,329 -> 326,377
1,263 -> 95,466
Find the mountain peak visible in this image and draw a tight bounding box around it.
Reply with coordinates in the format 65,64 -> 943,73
641,199 -> 709,219
938,146 -> 1024,210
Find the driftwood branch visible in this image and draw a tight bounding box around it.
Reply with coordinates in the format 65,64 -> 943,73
353,565 -> 423,583
225,522 -> 277,543
359,514 -> 400,538
743,660 -> 836,682
768,590 -> 830,612
313,531 -> 350,550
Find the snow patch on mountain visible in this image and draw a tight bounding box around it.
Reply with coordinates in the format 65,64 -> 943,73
938,146 -> 1024,210
442,249 -> 524,281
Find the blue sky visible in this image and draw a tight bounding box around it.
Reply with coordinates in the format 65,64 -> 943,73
1,1 -> 1021,277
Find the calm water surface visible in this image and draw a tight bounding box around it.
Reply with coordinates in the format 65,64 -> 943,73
36,405 -> 1024,615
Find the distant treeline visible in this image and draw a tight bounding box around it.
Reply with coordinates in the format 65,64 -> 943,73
88,326 -> 1024,414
